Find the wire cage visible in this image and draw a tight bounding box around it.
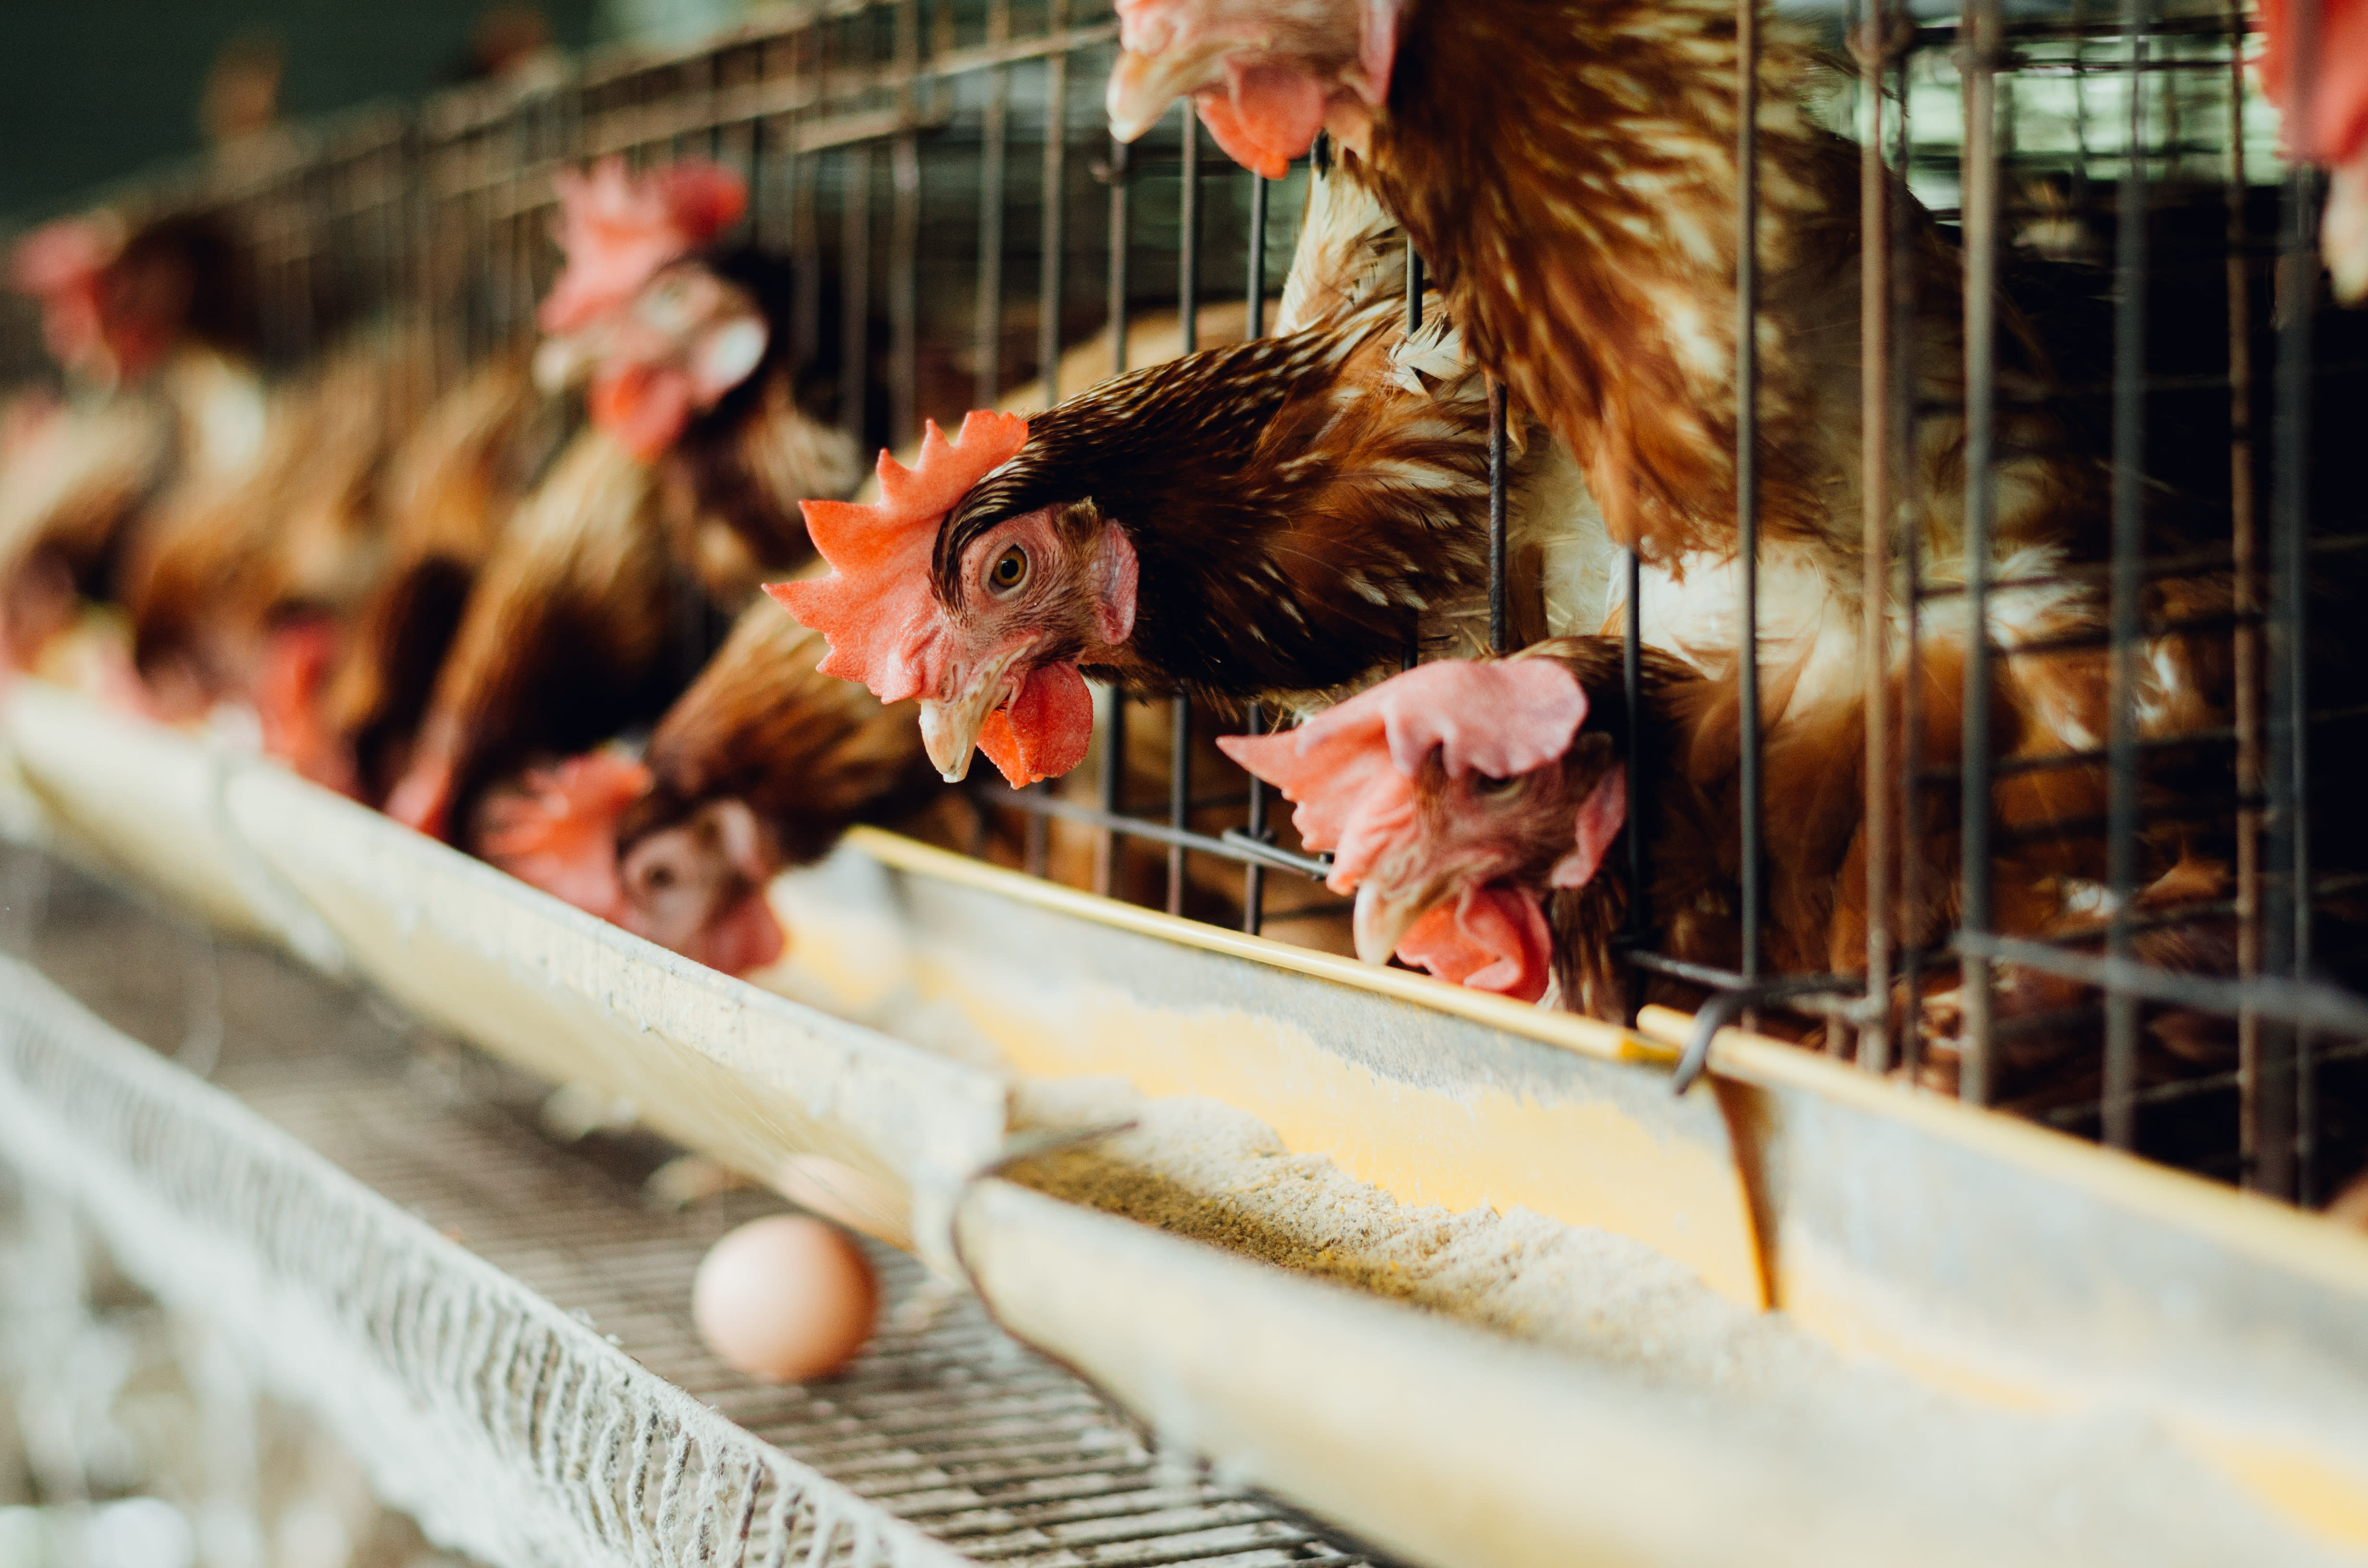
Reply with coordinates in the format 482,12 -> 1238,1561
3,0 -> 2363,1205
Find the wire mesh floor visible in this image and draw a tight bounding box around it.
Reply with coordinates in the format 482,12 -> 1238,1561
0,842 -> 1395,1568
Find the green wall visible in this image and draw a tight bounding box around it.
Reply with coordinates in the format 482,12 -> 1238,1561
0,0 -> 601,221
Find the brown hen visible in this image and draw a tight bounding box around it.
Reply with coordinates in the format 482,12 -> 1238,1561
0,213 -> 265,671
1108,0 -> 2246,1014
774,159 -> 1601,792
382,157 -> 861,843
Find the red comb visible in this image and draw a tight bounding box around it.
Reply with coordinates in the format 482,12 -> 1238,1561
1217,713 -> 1412,893
10,216 -> 120,369
478,750 -> 653,919
539,157 -> 749,335
2260,0 -> 2368,164
1215,660 -> 1589,892
765,410 -> 1030,704
10,216 -> 117,297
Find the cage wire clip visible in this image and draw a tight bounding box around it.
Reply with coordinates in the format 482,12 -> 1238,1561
1670,975 -> 1874,1096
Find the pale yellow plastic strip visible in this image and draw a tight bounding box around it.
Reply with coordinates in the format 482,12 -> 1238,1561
845,825 -> 1677,1066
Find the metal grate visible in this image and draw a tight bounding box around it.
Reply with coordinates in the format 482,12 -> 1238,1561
2,843 -> 1393,1568
5,0 -> 2362,1196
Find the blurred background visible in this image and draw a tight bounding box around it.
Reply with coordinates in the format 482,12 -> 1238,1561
0,0 -> 808,222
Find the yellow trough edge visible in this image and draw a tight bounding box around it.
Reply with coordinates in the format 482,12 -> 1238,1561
1637,1004 -> 2368,1305
839,827 -> 1772,1312
844,826 -> 1678,1067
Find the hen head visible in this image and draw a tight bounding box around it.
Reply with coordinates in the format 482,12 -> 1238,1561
1219,654 -> 1628,1004
476,751 -> 787,977
533,157 -> 769,459
615,797 -> 787,976
1107,0 -> 1403,176
767,410 -> 1136,787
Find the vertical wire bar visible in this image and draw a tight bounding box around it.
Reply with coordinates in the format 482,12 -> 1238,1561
890,139 -> 920,446
1247,172 -> 1269,338
973,0 -> 1010,406
1098,690 -> 1129,897
1242,170 -> 1270,932
791,31 -> 821,377
1403,180 -> 1426,670
1892,25 -> 1925,1086
1167,697 -> 1192,918
1096,134 -> 1133,900
1109,138 -> 1132,376
1167,95 -> 1197,907
2072,0 -> 2095,214
2102,0 -> 2151,1149
1623,546 -> 1648,1023
1038,9 -> 1069,406
888,0 -> 921,450
1735,0 -> 1764,992
1958,0 -> 2000,1104
752,44 -> 777,251
840,143 -> 873,442
1858,0 -> 1893,1073
1242,702 -> 1268,933
2263,0 -> 2319,1200
1488,381 -> 1509,655
428,124 -> 460,394
1179,107 -> 1200,352
1031,11 -> 1072,880
2226,0 -> 2267,1183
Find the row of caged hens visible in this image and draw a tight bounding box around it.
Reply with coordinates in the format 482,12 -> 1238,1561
1,0 -> 2364,1174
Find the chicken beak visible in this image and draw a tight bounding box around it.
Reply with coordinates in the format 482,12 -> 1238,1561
1353,879 -> 1445,967
918,642 -> 1031,783
1107,44 -> 1232,143
533,331 -> 598,393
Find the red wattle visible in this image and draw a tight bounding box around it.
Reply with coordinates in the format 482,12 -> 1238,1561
694,887 -> 788,976
1194,85 -> 1308,182
977,662 -> 1095,785
590,362 -> 695,460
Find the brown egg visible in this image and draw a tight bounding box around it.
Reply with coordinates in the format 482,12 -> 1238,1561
691,1215 -> 878,1382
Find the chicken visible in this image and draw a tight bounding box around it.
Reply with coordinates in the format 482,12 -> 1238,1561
1105,0 -> 2251,1014
382,427 -> 685,840
1221,640 -> 2263,1105
0,212 -> 265,669
318,348 -> 561,799
772,161 -> 1602,791
529,156 -> 862,601
1221,639 -> 1707,1014
122,329 -> 440,781
472,594 -> 943,973
2260,0 -> 2368,301
383,155 -> 862,841
1105,0 -> 1864,567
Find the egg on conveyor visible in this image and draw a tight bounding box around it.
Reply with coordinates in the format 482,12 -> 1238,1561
692,1214 -> 879,1382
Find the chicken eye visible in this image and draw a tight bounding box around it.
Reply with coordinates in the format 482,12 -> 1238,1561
986,543 -> 1031,597
642,274 -> 696,330
1474,772 -> 1526,799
